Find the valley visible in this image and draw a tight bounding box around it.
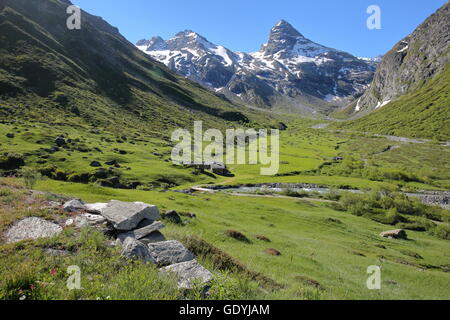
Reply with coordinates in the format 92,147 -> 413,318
0,0 -> 448,301
1,117 -> 449,300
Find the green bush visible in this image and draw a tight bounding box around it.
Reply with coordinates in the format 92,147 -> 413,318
20,167 -> 42,189
431,224 -> 450,240
0,153 -> 25,170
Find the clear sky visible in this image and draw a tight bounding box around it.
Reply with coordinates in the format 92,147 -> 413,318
72,0 -> 447,58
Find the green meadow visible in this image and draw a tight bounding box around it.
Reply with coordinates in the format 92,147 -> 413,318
1,117 -> 449,300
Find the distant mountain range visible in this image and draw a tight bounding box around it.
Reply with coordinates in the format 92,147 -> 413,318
137,20 -> 378,115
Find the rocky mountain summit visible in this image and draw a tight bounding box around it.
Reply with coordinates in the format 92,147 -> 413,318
350,2 -> 450,115
137,20 -> 376,114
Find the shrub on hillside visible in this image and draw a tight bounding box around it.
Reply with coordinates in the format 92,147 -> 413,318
0,153 -> 25,170
20,167 -> 42,189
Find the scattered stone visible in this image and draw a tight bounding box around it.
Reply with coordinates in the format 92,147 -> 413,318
90,161 -> 102,167
100,200 -> 160,231
255,235 -> 271,242
85,203 -> 108,214
380,229 -> 408,240
225,230 -> 251,243
147,240 -> 195,266
160,259 -> 213,289
121,237 -> 156,264
6,217 -> 63,243
117,221 -> 165,243
55,136 -> 66,147
164,210 -> 182,224
65,219 -> 74,227
264,248 -> 282,256
105,160 -> 119,166
63,199 -> 86,212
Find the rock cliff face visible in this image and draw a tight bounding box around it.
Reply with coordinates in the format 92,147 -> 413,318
352,2 -> 449,115
137,20 -> 376,114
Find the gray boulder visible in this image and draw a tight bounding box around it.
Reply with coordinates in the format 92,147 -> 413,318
164,210 -> 182,224
140,231 -> 166,244
147,240 -> 195,266
380,229 -> 408,240
121,237 -> 157,264
100,200 -> 160,231
63,199 -> 86,212
160,260 -> 213,289
117,221 -> 165,243
6,217 -> 63,243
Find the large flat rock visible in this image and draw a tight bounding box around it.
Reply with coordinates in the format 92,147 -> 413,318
147,240 -> 195,266
6,217 -> 63,243
100,200 -> 160,231
117,221 -> 165,243
160,259 -> 213,289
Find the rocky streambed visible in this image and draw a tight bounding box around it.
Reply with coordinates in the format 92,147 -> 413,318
190,183 -> 450,209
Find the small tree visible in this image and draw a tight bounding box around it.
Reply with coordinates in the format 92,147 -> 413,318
20,167 -> 42,189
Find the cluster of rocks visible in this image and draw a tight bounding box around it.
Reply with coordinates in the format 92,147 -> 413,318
6,199 -> 212,290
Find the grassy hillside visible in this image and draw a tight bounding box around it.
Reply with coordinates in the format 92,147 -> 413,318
333,66 -> 450,141
0,0 -> 273,134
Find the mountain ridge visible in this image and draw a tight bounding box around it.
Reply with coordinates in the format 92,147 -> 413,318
137,20 -> 377,115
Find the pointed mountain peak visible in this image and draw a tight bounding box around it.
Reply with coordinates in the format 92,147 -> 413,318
271,19 -> 303,38
274,19 -> 292,28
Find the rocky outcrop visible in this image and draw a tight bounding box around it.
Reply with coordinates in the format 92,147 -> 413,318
63,199 -> 212,289
6,217 -> 63,243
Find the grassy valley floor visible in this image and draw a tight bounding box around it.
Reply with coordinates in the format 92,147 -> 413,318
1,119 -> 449,300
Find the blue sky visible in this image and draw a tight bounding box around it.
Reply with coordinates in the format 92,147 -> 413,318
72,0 -> 447,57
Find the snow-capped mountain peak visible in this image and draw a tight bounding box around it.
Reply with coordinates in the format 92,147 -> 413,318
137,20 -> 376,113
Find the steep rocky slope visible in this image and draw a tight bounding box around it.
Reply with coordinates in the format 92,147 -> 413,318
349,2 -> 449,116
335,2 -> 449,140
